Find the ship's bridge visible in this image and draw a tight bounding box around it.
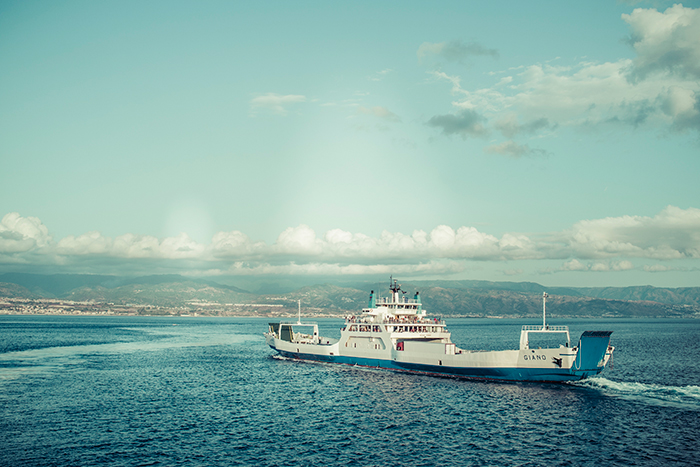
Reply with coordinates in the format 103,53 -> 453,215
364,278 -> 426,317
363,296 -> 424,316
344,279 -> 447,340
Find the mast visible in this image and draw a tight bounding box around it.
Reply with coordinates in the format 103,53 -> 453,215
297,299 -> 301,324
389,275 -> 402,303
542,292 -> 548,329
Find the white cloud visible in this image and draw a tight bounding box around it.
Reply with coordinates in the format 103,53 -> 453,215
562,259 -> 586,271
427,4 -> 700,143
644,264 -> 673,272
429,71 -> 463,95
623,4 -> 700,82
449,58 -> 698,130
211,231 -> 264,258
559,259 -> 635,273
250,93 -> 307,115
202,260 -> 465,277
56,231 -> 205,259
159,233 -> 206,258
614,260 -> 635,271
0,213 -> 51,254
1,206 -> 698,276
560,205 -> 700,259
57,231 -> 112,256
268,224 -> 509,261
273,225 -> 324,256
113,234 -> 162,258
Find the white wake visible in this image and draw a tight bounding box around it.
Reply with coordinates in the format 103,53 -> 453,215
576,377 -> 700,410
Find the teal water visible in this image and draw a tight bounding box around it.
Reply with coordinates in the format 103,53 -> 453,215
0,316 -> 698,466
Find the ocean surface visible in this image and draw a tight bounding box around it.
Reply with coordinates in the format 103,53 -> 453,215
0,316 -> 698,467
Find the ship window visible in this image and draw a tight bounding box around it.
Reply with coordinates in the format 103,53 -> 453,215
528,333 -> 567,349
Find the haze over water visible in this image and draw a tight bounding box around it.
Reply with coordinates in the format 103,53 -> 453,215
1,316 -> 698,466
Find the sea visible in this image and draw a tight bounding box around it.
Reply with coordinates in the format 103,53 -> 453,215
0,316 -> 698,467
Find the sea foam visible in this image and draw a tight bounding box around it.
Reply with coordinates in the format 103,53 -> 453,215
577,377 -> 700,410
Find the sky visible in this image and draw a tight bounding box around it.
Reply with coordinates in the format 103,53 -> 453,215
1,0 -> 700,288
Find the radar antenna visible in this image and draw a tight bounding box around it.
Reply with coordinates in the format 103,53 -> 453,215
389,275 -> 401,294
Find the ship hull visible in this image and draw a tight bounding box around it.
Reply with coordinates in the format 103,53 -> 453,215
266,335 -> 609,383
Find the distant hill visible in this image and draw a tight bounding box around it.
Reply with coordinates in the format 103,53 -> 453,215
259,284 -> 369,312
404,280 -> 700,307
0,273 -> 116,297
0,273 -> 250,300
574,285 -> 700,306
63,282 -> 255,308
0,282 -> 42,299
413,286 -> 698,318
0,273 -> 698,318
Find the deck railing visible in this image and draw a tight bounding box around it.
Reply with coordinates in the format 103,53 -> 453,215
375,297 -> 421,305
345,317 -> 445,326
344,324 -> 448,334
521,325 -> 569,332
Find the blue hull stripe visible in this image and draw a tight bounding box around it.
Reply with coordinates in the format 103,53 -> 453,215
274,349 -> 598,383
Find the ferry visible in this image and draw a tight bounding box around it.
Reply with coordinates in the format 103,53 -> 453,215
264,278 -> 614,383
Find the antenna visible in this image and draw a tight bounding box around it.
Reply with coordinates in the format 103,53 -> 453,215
542,292 -> 548,329
390,275 -> 401,293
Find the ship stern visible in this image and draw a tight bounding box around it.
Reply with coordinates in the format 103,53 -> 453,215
572,330 -> 614,379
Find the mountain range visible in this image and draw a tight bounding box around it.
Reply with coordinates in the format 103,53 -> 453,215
1,273 -> 698,318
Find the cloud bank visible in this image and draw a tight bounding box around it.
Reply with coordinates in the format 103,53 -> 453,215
1,206 -> 698,277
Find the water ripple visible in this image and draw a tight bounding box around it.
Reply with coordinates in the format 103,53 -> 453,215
0,316 -> 698,467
